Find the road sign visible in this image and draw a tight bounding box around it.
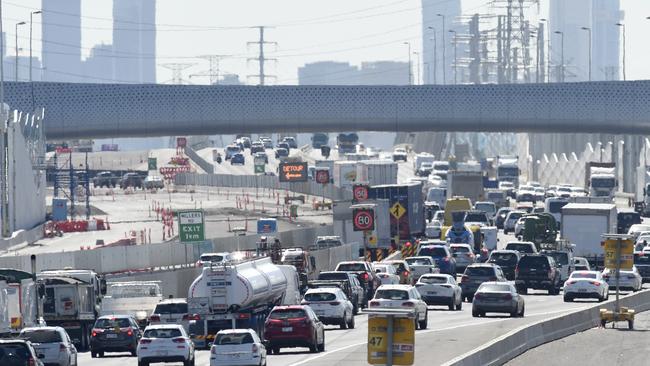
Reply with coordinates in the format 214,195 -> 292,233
353,184 -> 369,202
178,210 -> 205,243
321,146 -> 331,158
279,162 -> 309,182
391,202 -> 406,219
254,164 -> 265,174
353,208 -> 375,231
148,157 -> 157,170
315,168 -> 330,184
604,238 -> 634,270
367,316 -> 414,365
257,218 -> 277,234
176,137 -> 187,148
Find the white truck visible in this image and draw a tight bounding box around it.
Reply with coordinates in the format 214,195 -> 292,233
187,256 -> 300,349
496,156 -> 520,188
414,153 -> 435,171
37,269 -> 106,351
100,281 -> 163,328
585,162 -> 617,198
0,269 -> 42,337
635,165 -> 650,216
561,203 -> 617,262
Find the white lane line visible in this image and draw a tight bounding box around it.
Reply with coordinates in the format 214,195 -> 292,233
287,308 -> 577,366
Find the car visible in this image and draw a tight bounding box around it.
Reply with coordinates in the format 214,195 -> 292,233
209,329 -> 266,366
545,185 -> 558,198
383,260 -> 414,285
544,197 -> 569,227
533,187 -> 546,202
514,216 -> 526,237
474,202 -> 497,220
225,144 -> 242,160
504,241 -> 538,254
450,244 -> 476,273
334,261 -> 381,303
144,175 -> 164,190
573,257 -> 591,271
618,212 -> 642,234
464,210 -> 491,227
628,224 -> 650,240
373,263 -> 401,285
392,148 -> 408,162
428,174 -> 447,188
499,181 -> 515,198
516,185 -> 536,203
301,288 -> 355,329
635,234 -> 650,251
149,299 -> 190,333
0,339 -> 44,366
263,305 -> 325,354
494,207 -> 513,230
602,266 -> 643,292
19,326 -> 77,366
416,162 -> 434,177
404,256 -> 439,280
120,172 -> 143,189
486,250 -> 521,280
315,271 -> 364,313
460,263 -> 508,302
281,136 -> 298,149
472,282 -> 525,318
425,210 -> 445,238
417,243 -> 457,276
515,254 -> 562,295
310,236 -> 343,251
253,151 -> 269,164
555,186 -> 572,198
90,315 -> 142,358
541,249 -> 575,282
274,147 -> 289,159
369,285 -> 428,329
137,324 -> 195,366
634,252 -> 650,283
570,186 -> 587,197
93,171 -> 119,188
277,142 -> 291,152
231,153 -> 245,165
196,252 -> 232,267
503,211 -> 525,234
259,137 -> 273,149
250,142 -> 265,154
239,136 -> 252,148
415,274 -> 462,310
563,271 -> 609,302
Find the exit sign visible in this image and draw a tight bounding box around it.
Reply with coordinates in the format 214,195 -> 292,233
178,210 -> 205,243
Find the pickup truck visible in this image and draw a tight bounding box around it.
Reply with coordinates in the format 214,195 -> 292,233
404,256 -> 439,281
92,171 -> 119,188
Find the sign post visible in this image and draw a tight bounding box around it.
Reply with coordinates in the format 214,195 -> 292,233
367,309 -> 415,366
600,234 -> 635,329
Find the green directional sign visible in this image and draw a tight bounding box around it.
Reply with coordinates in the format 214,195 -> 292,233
178,210 -> 205,243
148,157 -> 157,170
254,164 -> 265,174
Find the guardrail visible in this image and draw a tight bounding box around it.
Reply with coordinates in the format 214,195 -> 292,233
184,146 -> 215,174
444,289 -> 650,366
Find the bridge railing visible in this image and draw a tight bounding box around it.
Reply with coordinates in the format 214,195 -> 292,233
184,147 -> 215,174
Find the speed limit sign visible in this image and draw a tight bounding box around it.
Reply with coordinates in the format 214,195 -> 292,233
353,208 -> 375,231
315,168 -> 330,184
353,184 -> 369,202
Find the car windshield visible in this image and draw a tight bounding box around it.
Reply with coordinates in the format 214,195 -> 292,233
465,267 -> 495,277
143,328 -> 182,338
318,272 -> 347,280
465,213 -> 487,222
0,344 -> 31,362
557,187 -> 571,192
433,211 -> 445,220
405,258 -> 431,266
426,190 -> 444,201
94,318 -> 131,329
451,246 -> 470,253
620,213 -> 640,224
315,239 -> 342,249
520,186 -> 534,192
419,276 -> 448,284
433,163 -> 449,171
337,263 -> 366,271
548,201 -> 568,213
374,265 -> 391,273
200,255 -> 224,262
214,332 -> 256,345
508,213 -> 523,220
570,272 -> 597,279
226,146 -> 240,152
153,303 -> 188,314
507,244 -> 534,253
544,251 -> 569,265
519,256 -> 549,269
634,254 -> 650,265
419,246 -> 448,257
304,292 -> 337,302
489,253 -> 518,265
269,309 -> 306,320
479,284 -> 512,292
20,329 -> 62,343
475,204 -> 495,214
374,289 -> 409,300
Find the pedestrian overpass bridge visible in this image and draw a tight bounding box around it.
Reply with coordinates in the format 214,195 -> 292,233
3,80 -> 649,140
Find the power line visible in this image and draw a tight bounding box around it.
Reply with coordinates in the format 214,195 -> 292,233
247,26 -> 276,85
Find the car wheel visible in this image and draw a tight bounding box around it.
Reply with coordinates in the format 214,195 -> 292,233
456,297 -> 463,311
419,311 -> 428,330
518,286 -> 528,295
272,347 -> 280,355
472,309 -> 480,318
348,314 -> 356,329
448,297 -> 455,311
91,352 -> 97,358
467,295 -> 474,303
138,361 -> 148,366
131,349 -> 137,357
317,333 -> 325,352
309,342 -> 318,353
414,314 -> 419,330
564,295 -> 573,302
340,313 -> 348,329
510,308 -> 518,317
98,351 -> 104,358
519,305 -> 525,317
353,301 -> 359,315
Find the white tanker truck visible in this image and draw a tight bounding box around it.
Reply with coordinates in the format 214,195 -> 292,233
187,256 -> 300,348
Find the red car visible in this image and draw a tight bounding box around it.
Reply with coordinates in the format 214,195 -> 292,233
263,305 -> 325,355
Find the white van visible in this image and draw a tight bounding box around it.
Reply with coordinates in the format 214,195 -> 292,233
426,187 -> 447,209
544,197 -> 569,226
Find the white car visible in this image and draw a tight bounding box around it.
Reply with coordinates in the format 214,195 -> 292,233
415,274 -> 462,311
148,299 -> 191,333
404,256 -> 439,280
209,329 -> 267,366
301,288 -> 355,329
19,326 -> 77,366
373,263 -> 401,285
503,211 -> 525,234
392,148 -> 408,162
602,267 -> 643,292
196,252 -> 233,267
514,217 -> 526,237
570,186 -> 587,197
563,271 -> 609,302
368,285 -> 429,330
555,186 -> 573,198
137,324 -> 195,366
425,210 -> 445,238
573,257 -> 591,271
628,225 -> 650,240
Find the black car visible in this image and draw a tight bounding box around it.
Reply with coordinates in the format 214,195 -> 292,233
92,171 -> 119,188
487,250 -> 521,280
90,315 -> 142,358
119,173 -> 143,189
460,263 -> 508,302
250,143 -> 265,154
0,339 -> 43,366
618,212 -> 642,234
515,255 -> 562,295
494,207 -> 513,230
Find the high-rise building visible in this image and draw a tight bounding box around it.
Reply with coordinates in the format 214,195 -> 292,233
592,0 -> 622,81
298,61 -> 359,85
82,44 -> 114,83
549,0 -> 592,82
113,0 -> 156,83
359,61 -> 409,85
421,0 -> 462,84
42,0 -> 81,82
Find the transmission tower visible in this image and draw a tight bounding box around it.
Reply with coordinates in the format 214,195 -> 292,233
190,55 -> 230,85
160,63 -> 195,84
247,26 -> 277,85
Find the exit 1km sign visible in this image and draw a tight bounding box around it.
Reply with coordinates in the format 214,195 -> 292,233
178,210 -> 205,243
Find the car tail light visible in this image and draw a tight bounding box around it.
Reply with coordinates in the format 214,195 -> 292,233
468,252 -> 475,258
126,328 -> 133,337
252,344 -> 259,354
502,294 -> 513,300
140,339 -> 152,344
301,301 -> 310,305
403,271 -> 410,277
149,314 -> 160,322
461,275 -> 469,283
59,343 -> 66,352
566,280 -> 576,285
443,257 -> 450,262
237,313 -> 250,320
172,337 -> 186,343
474,293 -> 482,299
369,301 -> 380,307
28,357 -> 35,366
362,273 -> 369,281
515,265 -> 519,277
590,281 -> 601,286
91,329 -> 103,337
196,261 -> 203,267
211,347 -> 216,354
402,301 -> 415,307
329,301 -> 340,306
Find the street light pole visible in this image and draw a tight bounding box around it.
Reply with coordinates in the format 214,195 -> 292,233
413,51 -> 420,85
403,42 -> 412,85
14,21 -> 25,81
449,29 -> 457,85
554,31 -> 564,82
427,26 -> 437,84
616,23 -> 626,81
437,14 -> 446,85
29,11 -> 41,84
581,26 -> 592,81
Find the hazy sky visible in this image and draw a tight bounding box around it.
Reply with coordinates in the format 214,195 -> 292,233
2,0 -> 650,84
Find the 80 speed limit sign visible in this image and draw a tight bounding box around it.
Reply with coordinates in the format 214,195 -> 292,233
353,208 -> 375,231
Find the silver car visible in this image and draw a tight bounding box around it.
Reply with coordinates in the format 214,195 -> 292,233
472,282 -> 525,318
449,244 -> 475,272
19,326 -> 77,366
503,211 -> 525,234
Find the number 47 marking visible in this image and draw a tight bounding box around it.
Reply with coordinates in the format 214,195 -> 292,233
369,336 -> 383,347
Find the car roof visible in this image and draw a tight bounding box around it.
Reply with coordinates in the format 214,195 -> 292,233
21,326 -> 63,332
479,281 -> 511,287
97,314 -> 135,320
158,298 -> 187,304
377,284 -> 412,290
420,273 -> 452,279
506,241 -> 535,246
145,324 -> 184,330
216,328 -> 256,335
272,305 -> 308,311
571,270 -> 599,275
450,243 -> 472,248
305,287 -> 341,293
467,263 -> 498,268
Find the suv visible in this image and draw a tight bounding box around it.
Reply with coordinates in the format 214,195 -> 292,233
505,241 -> 538,254
634,252 -> 650,283
310,236 -> 343,251
383,260 -> 414,285
119,173 -> 143,189
313,271 -> 364,313
19,327 -> 76,366
515,254 -> 562,295
334,261 -> 381,302
148,299 -> 190,333
0,339 -> 43,366
487,250 -> 521,280
541,249 -> 574,282
264,305 -> 325,354
417,244 -> 457,276
301,288 -> 355,329
460,263 -> 508,302
90,315 -> 142,357
93,171 -> 119,188
494,207 -> 513,229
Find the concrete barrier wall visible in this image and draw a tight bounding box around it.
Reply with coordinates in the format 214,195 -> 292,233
445,289 -> 650,366
537,142 -> 614,188
175,173 -> 352,201
185,147 -> 214,174
0,224 -> 45,252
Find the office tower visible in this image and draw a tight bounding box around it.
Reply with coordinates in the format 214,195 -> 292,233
592,0 -> 622,81
42,0 -> 81,82
421,0 -> 462,84
113,0 -> 156,83
549,0 -> 592,82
